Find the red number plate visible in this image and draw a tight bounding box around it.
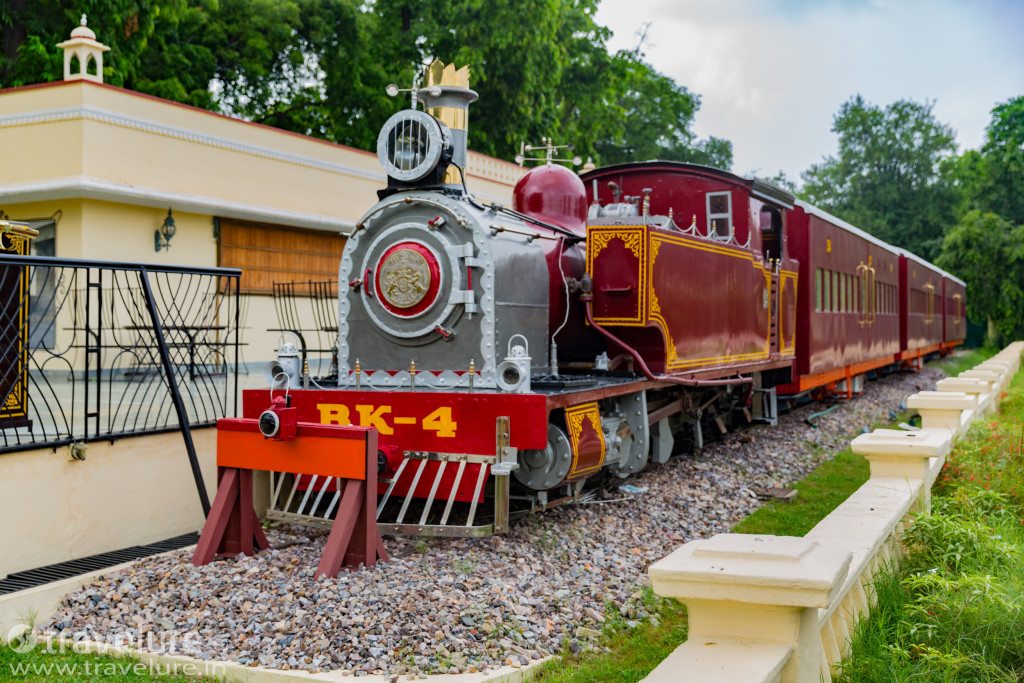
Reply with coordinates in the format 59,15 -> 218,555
242,389 -> 549,455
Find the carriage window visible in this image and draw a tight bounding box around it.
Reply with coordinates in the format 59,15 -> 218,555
706,192 -> 732,240
823,271 -> 831,311
815,269 -> 822,311
839,273 -> 846,312
831,270 -> 839,313
761,206 -> 782,261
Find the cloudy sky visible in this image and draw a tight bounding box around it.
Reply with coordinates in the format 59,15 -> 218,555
596,0 -> 1024,181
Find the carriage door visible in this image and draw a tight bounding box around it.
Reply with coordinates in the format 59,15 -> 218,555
760,207 -> 783,353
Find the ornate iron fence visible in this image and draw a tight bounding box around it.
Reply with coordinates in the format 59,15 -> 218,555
269,279 -> 338,375
0,256 -> 241,471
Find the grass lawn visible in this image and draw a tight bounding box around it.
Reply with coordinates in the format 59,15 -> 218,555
533,593 -> 688,683
732,445 -> 870,536
931,346 -> 997,377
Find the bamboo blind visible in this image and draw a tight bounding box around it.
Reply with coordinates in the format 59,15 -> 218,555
218,219 -> 346,294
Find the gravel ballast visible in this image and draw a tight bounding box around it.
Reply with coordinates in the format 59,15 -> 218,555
44,367 -> 943,676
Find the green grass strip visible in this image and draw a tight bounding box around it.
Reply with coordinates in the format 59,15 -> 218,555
836,361 -> 1024,682
0,644 -> 199,681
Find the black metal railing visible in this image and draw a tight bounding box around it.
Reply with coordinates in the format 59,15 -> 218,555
0,256 -> 241,468
269,279 -> 338,374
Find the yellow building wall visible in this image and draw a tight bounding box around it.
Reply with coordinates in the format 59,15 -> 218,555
0,81 -> 523,233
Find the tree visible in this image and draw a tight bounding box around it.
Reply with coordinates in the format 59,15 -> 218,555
802,95 -> 958,261
591,50 -> 731,169
936,210 -> 1024,345
955,96 -> 1024,227
1,0 -> 731,170
760,170 -> 799,195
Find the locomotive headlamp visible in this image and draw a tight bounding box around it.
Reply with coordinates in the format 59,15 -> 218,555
258,396 -> 297,440
258,409 -> 280,438
496,334 -> 532,393
376,109 -> 452,183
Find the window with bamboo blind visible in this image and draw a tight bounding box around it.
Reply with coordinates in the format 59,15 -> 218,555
218,218 -> 346,294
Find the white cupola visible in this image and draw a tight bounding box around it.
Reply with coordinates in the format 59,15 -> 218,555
56,15 -> 110,83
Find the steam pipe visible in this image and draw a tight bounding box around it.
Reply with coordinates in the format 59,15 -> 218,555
582,294 -> 753,388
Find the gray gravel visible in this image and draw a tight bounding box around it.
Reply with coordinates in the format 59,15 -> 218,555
44,367 -> 942,676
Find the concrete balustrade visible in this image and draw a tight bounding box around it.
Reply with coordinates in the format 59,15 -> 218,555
977,362 -> 1014,393
905,391 -> 977,434
850,428 -> 952,510
645,344 -> 1021,683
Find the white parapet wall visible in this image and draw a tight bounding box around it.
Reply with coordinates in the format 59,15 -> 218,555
645,343 -> 1023,683
0,431 -> 217,580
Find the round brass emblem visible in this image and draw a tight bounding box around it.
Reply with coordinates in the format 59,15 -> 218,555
379,248 -> 431,309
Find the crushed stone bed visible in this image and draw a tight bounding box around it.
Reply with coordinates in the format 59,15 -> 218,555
45,368 -> 942,676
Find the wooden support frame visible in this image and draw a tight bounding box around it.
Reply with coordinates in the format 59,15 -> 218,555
192,418 -> 387,576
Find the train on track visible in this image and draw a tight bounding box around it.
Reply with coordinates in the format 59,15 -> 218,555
248,62 -> 966,537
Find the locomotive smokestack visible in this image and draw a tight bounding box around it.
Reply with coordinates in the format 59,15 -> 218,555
420,59 -> 478,186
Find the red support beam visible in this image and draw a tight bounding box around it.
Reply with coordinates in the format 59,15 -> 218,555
193,417 -> 385,578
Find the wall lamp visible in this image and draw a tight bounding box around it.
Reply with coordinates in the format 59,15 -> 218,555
155,207 -> 176,251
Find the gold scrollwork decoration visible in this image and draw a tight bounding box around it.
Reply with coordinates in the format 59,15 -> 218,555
589,229 -> 643,259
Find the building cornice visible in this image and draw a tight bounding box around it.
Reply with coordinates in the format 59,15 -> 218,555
0,176 -> 358,233
1,105 -> 388,184
0,102 -> 523,190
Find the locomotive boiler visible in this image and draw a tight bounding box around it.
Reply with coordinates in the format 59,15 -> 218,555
245,60 -> 964,537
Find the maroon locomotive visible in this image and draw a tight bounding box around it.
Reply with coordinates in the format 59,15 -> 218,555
244,67 -> 966,536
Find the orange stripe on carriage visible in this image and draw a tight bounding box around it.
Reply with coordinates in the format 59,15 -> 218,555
216,419 -> 369,480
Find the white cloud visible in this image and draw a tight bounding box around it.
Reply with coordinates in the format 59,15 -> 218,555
596,0 -> 1024,180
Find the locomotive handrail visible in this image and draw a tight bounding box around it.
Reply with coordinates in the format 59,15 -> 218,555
0,253 -> 242,278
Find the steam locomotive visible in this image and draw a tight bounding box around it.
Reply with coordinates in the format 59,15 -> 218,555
246,62 -> 966,537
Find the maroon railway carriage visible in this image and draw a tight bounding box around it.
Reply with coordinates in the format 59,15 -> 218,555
778,201 -> 901,396
899,249 -> 954,364
943,274 -> 967,348
579,161 -> 799,380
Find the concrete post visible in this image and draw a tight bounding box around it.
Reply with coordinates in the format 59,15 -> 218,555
850,429 -> 952,511
974,362 -> 1012,392
648,534 -> 851,683
905,391 -> 976,434
934,377 -> 992,415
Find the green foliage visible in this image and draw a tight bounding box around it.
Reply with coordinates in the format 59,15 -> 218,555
1,0 -> 730,169
802,95 -> 959,261
937,211 -> 1024,346
0,642 -> 195,681
957,97 -> 1024,227
930,347 -> 997,377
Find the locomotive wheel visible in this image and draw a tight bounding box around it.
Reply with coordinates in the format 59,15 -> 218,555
515,424 -> 573,491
